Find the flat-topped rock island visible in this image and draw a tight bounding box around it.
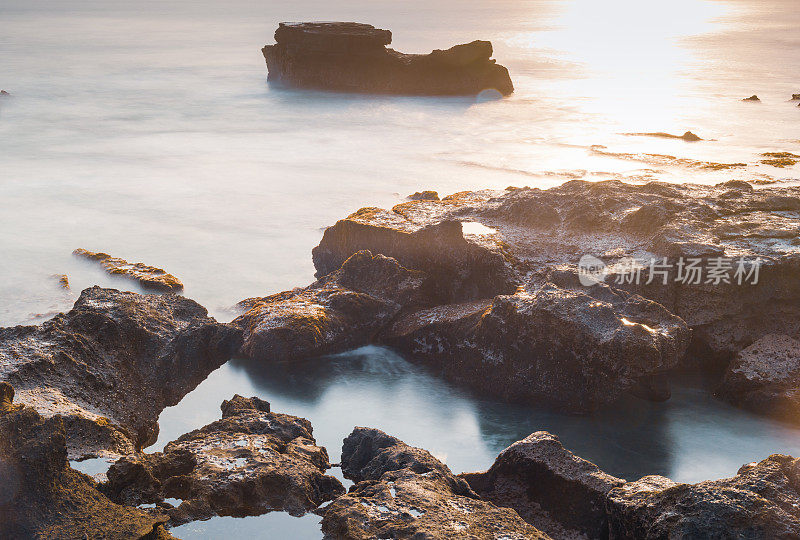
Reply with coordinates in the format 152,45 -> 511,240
262,22 -> 514,96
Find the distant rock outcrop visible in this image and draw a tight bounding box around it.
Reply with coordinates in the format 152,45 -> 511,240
262,22 -> 514,96
73,248 -> 184,291
743,94 -> 760,101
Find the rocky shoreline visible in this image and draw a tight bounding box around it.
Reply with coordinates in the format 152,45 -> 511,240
3,178 -> 800,537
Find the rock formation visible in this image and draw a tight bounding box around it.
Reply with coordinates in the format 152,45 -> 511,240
262,22 -> 514,96
103,395 -> 344,525
0,397 -> 173,539
312,180 -> 800,371
0,286 -> 241,458
408,190 -> 440,201
743,95 -> 760,101
321,427 -> 548,539
73,248 -> 184,291
382,274 -> 689,411
462,431 -> 625,539
234,250 -> 431,361
606,455 -> 800,538
716,334 -> 800,422
459,431 -> 800,539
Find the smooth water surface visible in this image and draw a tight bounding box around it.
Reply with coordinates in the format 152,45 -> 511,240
3,2 -> 800,536
1,0 -> 799,325
155,346 -> 800,483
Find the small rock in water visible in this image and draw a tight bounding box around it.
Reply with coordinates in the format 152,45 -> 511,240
791,94 -> 800,100
408,190 -> 440,201
0,90 -> 9,96
681,130 -> 701,141
52,273 -> 69,289
73,248 -> 183,291
742,94 -> 760,101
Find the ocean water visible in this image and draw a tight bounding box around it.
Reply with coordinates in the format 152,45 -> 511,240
3,1 -> 800,537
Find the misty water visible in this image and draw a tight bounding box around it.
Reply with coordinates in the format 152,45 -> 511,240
4,0 -> 800,537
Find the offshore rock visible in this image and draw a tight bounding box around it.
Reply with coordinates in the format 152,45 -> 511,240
322,427 -> 548,539
606,455 -> 800,538
716,334 -> 800,422
382,275 -> 690,412
103,395 -> 344,525
0,402 -> 171,539
408,190 -> 440,201
262,22 -> 514,96
743,94 -> 760,101
0,286 -> 242,458
73,248 -> 184,291
462,431 -> 625,539
234,250 -> 431,361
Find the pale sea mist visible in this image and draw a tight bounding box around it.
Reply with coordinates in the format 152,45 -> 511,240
4,1 -> 800,537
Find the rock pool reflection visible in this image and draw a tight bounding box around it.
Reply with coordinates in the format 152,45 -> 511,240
154,345 -> 800,484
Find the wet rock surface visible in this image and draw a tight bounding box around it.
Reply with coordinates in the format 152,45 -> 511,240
717,334 -> 800,422
313,217 -> 518,303
0,286 -> 241,458
74,248 -> 184,291
322,427 -> 548,539
103,395 -> 344,525
462,431 -> 625,539
0,399 -> 172,539
382,275 -> 689,412
314,180 -> 800,368
262,22 -> 514,96
234,250 -> 431,361
606,455 -> 800,539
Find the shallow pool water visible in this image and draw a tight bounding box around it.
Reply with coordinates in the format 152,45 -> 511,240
154,346 -> 800,484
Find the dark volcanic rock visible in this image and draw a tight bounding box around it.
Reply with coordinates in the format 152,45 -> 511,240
262,22 -> 514,96
234,250 -> 431,361
743,94 -> 761,101
0,286 -> 242,458
716,334 -> 800,422
606,455 -> 800,538
314,180 -> 800,365
73,248 -> 184,291
104,395 -> 344,525
322,427 -> 548,539
462,431 -> 625,539
313,214 -> 518,303
382,275 -> 690,412
0,400 -> 171,539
